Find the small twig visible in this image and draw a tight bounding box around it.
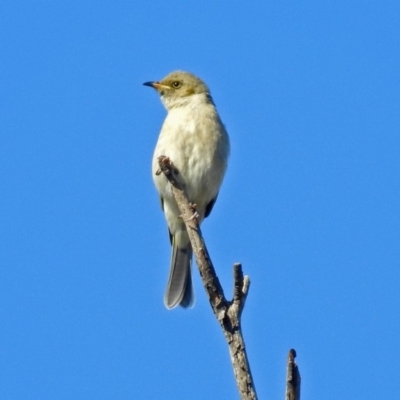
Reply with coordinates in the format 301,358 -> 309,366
157,156 -> 257,400
285,349 -> 301,400
233,263 -> 250,317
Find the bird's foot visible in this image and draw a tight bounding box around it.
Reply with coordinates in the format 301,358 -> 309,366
186,203 -> 199,222
179,203 -> 199,223
156,156 -> 173,176
185,211 -> 199,222
180,211 -> 200,222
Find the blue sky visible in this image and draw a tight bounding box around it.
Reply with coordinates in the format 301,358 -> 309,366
1,1 -> 399,399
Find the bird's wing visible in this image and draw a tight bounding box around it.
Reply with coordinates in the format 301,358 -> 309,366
160,196 -> 174,244
204,194 -> 219,218
168,229 -> 173,245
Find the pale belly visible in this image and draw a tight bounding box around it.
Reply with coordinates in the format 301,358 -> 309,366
152,107 -> 228,215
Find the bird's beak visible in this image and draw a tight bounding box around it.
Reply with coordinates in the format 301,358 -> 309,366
143,81 -> 170,90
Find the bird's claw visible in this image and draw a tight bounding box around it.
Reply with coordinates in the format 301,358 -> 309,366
179,203 -> 199,222
186,211 -> 199,222
156,156 -> 172,175
186,203 -> 199,222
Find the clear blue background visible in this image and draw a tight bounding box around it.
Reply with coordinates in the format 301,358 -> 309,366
1,2 -> 399,399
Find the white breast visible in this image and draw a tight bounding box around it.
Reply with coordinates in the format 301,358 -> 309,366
152,94 -> 229,218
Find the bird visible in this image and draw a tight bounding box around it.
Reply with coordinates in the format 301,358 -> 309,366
144,71 -> 230,309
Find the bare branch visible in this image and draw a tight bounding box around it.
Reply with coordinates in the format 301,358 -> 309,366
157,156 -> 257,400
285,349 -> 301,400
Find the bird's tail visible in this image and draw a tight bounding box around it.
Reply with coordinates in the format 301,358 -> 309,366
164,232 -> 194,309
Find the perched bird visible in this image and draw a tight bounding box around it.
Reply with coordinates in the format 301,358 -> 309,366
144,71 -> 230,309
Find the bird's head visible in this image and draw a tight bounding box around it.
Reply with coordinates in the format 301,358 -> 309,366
143,71 -> 212,110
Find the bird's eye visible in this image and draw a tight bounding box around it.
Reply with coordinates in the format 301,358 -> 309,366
172,81 -> 181,88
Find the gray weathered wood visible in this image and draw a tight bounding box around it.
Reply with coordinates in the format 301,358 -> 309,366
285,349 -> 301,400
157,156 -> 257,400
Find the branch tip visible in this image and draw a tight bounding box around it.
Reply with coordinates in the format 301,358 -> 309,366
286,348 -> 301,400
233,263 -> 244,302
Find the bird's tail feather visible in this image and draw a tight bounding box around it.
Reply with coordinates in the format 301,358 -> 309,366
164,235 -> 194,309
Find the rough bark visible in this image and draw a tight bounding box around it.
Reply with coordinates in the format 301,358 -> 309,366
285,349 -> 301,400
157,156 -> 257,400
157,156 -> 302,400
